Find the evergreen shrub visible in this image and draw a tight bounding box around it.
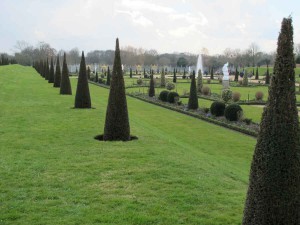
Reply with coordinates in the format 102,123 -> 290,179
224,104 -> 243,121
210,101 -> 226,117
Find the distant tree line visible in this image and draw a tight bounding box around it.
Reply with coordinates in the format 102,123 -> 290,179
6,40 -> 300,70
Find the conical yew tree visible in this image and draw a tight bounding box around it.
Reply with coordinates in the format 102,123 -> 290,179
161,68 -> 166,87
255,67 -> 259,80
173,68 -> 177,83
234,67 -> 239,82
45,58 -> 49,80
53,55 -> 61,87
265,64 -> 270,84
103,38 -> 130,141
60,52 -> 72,95
242,17 -> 300,225
210,67 -> 214,80
149,70 -> 155,97
48,57 -> 54,83
188,71 -> 198,109
197,69 -> 203,93
95,72 -> 98,82
106,66 -> 111,85
74,51 -> 91,108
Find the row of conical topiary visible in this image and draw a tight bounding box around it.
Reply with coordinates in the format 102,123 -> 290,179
34,38 -> 133,141
34,53 -> 72,94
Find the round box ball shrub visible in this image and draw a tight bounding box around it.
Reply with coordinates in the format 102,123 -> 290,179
210,101 -> 226,117
166,82 -> 175,90
232,91 -> 241,102
159,90 -> 169,102
224,104 -> 243,121
201,86 -> 211,96
255,91 -> 264,101
137,78 -> 143,85
167,91 -> 179,103
221,89 -> 232,103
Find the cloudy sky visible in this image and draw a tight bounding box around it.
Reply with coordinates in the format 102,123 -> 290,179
0,0 -> 299,55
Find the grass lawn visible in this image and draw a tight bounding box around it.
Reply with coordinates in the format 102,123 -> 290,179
0,65 -> 257,225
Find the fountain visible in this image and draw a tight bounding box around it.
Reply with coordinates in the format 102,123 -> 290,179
196,54 -> 203,78
222,62 -> 230,89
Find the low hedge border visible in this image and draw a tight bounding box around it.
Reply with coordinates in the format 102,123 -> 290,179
127,93 -> 258,138
89,81 -> 110,89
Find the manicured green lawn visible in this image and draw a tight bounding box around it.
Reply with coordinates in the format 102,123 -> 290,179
0,65 -> 257,225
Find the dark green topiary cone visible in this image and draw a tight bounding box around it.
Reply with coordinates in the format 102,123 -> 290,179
74,51 -> 91,108
60,53 -> 72,95
103,38 -> 130,141
242,17 -> 300,225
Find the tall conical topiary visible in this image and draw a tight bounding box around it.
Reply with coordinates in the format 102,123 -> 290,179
161,68 -> 166,87
255,67 -> 259,80
188,71 -> 198,110
48,57 -> 54,83
234,67 -> 239,82
74,51 -> 91,108
265,64 -> 270,84
45,58 -> 50,80
149,70 -> 155,97
103,38 -> 131,141
106,66 -> 111,85
197,69 -> 203,93
53,55 -> 61,88
173,68 -> 177,83
210,67 -> 214,79
95,72 -> 99,82
242,70 -> 248,86
242,17 -> 300,225
60,52 -> 72,95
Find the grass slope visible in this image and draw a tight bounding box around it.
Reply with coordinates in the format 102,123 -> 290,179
0,65 -> 256,225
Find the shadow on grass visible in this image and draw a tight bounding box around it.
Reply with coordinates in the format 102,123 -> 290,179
94,134 -> 138,142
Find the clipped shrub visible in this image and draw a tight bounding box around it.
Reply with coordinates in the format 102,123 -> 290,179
197,69 -> 203,93
207,78 -> 211,84
242,118 -> 252,125
210,101 -> 226,117
188,71 -> 198,109
136,78 -> 143,85
232,91 -> 241,102
203,107 -> 210,114
167,91 -> 179,103
159,90 -> 169,102
255,91 -> 264,101
224,104 -> 243,121
221,89 -> 232,103
166,82 -> 175,90
201,86 -> 211,96
242,70 -> 249,86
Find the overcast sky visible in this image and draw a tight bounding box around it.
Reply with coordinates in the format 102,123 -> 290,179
0,0 -> 299,55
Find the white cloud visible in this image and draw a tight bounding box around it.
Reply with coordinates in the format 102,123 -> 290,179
115,10 -> 153,27
120,0 -> 175,13
169,12 -> 208,26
